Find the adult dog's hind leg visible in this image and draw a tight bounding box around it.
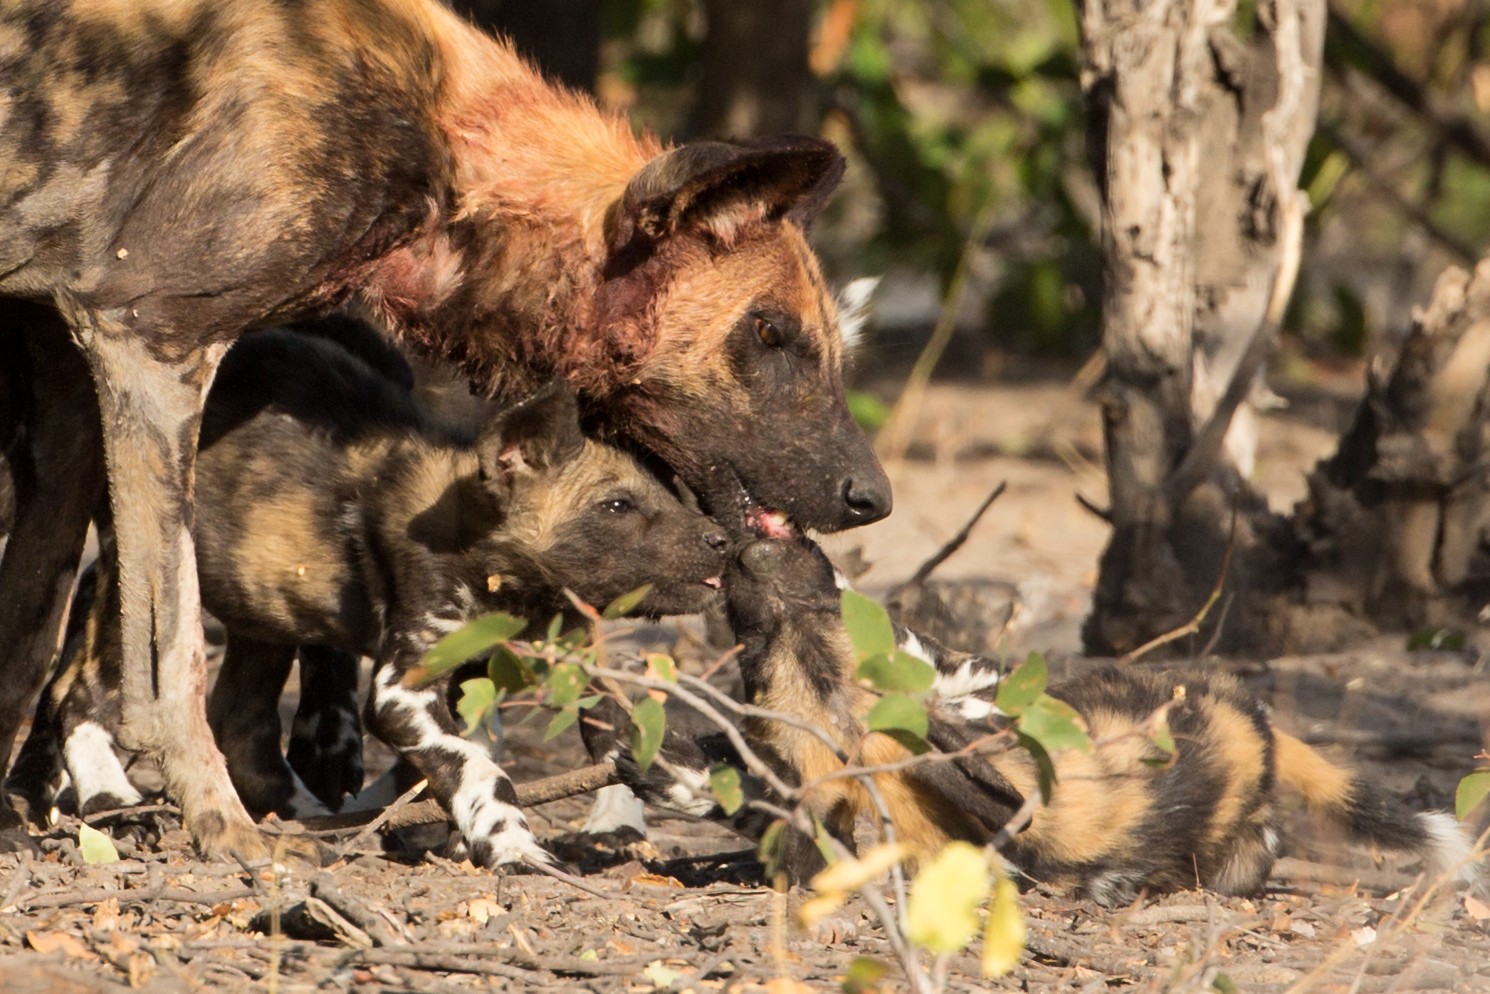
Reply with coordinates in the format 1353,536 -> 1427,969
76,314 -> 267,860
0,309 -> 102,850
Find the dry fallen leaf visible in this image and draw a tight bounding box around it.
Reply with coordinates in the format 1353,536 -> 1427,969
467,896 -> 502,925
1464,894 -> 1490,922
26,930 -> 94,959
630,873 -> 685,890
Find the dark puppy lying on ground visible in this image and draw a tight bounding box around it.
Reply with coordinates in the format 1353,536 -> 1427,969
597,537 -> 1481,904
11,327 -> 727,867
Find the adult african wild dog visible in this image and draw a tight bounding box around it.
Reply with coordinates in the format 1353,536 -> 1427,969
635,537 -> 1477,903
10,327 -> 729,865
0,0 -> 888,857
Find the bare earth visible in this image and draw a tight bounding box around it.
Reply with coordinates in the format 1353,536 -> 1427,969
2,373 -> 1488,993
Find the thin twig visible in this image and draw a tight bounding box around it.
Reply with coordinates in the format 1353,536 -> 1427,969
333,778 -> 428,857
889,481 -> 1008,597
1120,507 -> 1238,663
878,197 -> 1000,463
519,856 -> 613,901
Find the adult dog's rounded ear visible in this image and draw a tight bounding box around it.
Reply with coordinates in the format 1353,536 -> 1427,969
477,381 -> 586,499
607,136 -> 845,259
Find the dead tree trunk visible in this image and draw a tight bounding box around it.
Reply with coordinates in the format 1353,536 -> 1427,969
1294,259 -> 1490,639
1077,0 -> 1327,655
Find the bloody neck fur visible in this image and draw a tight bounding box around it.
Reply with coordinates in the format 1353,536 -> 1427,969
361,4 -> 662,400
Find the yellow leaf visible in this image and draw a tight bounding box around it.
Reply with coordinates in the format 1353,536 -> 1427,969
78,823 -> 119,865
798,892 -> 847,928
906,842 -> 990,954
981,872 -> 1025,977
809,842 -> 908,897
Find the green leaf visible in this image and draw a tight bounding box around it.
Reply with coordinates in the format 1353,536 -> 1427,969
709,764 -> 744,815
630,696 -> 666,772
865,694 -> 929,752
843,955 -> 890,993
417,612 -> 526,682
847,390 -> 892,432
1457,770 -> 1490,821
995,652 -> 1048,715
1018,732 -> 1058,803
981,870 -> 1025,977
456,677 -> 498,736
841,590 -> 896,660
857,650 -> 935,693
602,584 -> 653,620
487,646 -> 534,695
758,819 -> 787,878
545,663 -> 586,708
907,841 -> 990,954
1018,696 -> 1090,754
78,823 -> 119,865
1212,974 -> 1239,994
645,654 -> 678,682
545,706 -> 580,742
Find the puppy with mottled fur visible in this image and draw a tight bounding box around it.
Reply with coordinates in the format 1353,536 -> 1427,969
11,328 -> 727,867
716,537 -> 1479,904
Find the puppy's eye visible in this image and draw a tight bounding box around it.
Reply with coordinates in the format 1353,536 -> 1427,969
755,316 -> 783,348
600,497 -> 635,513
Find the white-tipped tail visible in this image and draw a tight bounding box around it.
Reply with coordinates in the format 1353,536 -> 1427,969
1417,811 -> 1483,888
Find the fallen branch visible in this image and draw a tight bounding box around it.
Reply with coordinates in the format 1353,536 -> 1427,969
889,480 -> 1007,597
284,760 -> 618,838
1119,507 -> 1239,663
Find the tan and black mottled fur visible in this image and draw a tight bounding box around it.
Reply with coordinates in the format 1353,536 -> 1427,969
10,327 -> 729,864
723,539 -> 1479,905
0,0 -> 885,855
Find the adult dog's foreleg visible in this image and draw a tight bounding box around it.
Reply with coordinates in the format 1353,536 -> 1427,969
73,310 -> 266,860
0,309 -> 102,850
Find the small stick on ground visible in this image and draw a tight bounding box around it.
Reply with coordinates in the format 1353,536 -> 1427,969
1119,506 -> 1238,664
889,480 -> 1007,598
334,778 -> 430,857
284,760 -> 618,840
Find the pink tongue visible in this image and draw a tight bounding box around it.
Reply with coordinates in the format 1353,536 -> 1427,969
703,576 -> 723,589
748,508 -> 795,539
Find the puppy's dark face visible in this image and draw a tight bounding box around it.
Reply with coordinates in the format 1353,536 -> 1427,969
724,538 -> 842,646
476,383 -> 728,617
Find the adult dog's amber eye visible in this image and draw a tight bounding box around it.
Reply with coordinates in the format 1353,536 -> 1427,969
755,316 -> 783,348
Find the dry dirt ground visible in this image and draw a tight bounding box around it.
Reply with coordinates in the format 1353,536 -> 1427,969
2,369 -> 1489,994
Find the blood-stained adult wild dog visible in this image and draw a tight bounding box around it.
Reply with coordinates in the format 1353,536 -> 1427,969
0,0 -> 888,858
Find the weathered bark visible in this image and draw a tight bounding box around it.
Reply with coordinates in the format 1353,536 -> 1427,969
1078,0 -> 1326,655
686,0 -> 817,139
1294,258 -> 1490,635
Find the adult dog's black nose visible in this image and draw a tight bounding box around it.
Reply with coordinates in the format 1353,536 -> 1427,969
841,475 -> 892,524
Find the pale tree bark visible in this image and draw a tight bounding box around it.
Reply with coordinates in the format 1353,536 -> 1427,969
1295,259 -> 1490,637
1077,0 -> 1326,655
1079,0 -> 1490,654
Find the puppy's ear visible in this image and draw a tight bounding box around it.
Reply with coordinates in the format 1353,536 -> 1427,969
477,381 -> 586,501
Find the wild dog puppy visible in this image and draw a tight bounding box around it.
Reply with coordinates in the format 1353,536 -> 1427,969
721,538 -> 1479,905
13,329 -> 728,865
0,0 -> 887,856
